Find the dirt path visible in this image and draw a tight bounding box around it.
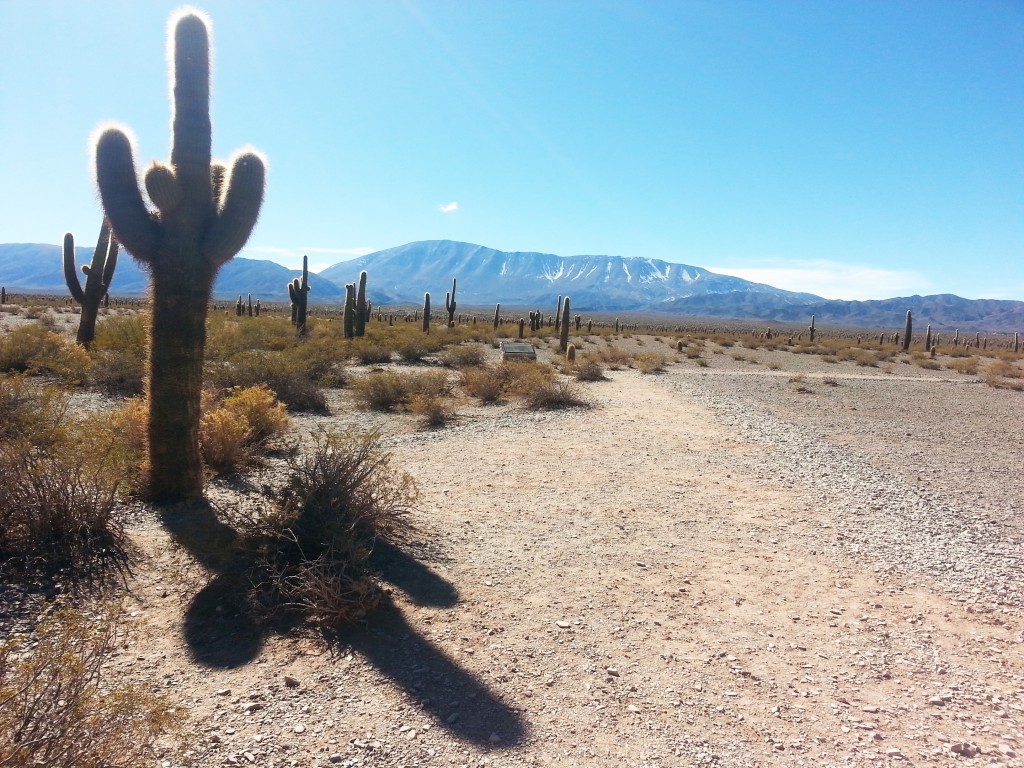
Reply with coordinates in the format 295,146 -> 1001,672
114,366 -> 1023,767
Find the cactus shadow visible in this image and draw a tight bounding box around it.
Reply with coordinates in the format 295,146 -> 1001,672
368,539 -> 459,608
329,597 -> 527,748
159,501 -> 267,668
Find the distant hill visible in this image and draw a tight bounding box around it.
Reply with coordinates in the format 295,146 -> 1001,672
2,239 -> 1021,331
0,243 -> 345,301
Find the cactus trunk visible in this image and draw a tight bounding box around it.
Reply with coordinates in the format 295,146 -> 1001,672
559,296 -> 571,352
64,221 -> 119,348
354,271 -> 367,337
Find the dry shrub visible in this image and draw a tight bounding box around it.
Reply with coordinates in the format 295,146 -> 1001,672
571,359 -> 606,382
0,376 -> 126,574
244,429 -> 417,628
987,360 -> 1024,379
200,386 -> 290,472
0,605 -> 183,767
439,343 -> 487,368
0,324 -> 90,383
634,352 -> 667,373
351,369 -> 451,411
595,345 -> 632,369
88,314 -> 148,396
410,393 -> 453,428
947,357 -> 980,375
352,342 -> 393,365
522,377 -> 590,410
985,375 -> 1024,391
207,349 -> 327,413
460,365 -> 505,404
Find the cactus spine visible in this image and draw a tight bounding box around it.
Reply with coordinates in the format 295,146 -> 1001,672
902,310 -> 912,352
445,277 -> 457,327
63,220 -> 119,347
422,292 -> 431,333
559,296 -> 571,352
93,10 -> 265,502
354,271 -> 367,337
289,255 -> 310,333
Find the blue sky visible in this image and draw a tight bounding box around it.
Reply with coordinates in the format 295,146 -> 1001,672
1,1 -> 1022,301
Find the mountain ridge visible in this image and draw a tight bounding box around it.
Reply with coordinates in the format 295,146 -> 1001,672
1,239 -> 1021,331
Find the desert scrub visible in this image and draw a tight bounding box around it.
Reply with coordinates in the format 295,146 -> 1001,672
350,340 -> 393,365
350,369 -> 452,412
594,345 -> 632,370
520,376 -> 590,411
460,365 -> 506,404
206,348 -> 329,413
242,429 -> 417,628
947,357 -> 980,376
0,324 -> 90,383
439,343 -> 488,368
910,352 -> 941,370
88,314 -> 147,395
633,352 -> 667,374
569,358 -> 606,382
0,604 -> 185,768
0,378 -> 127,574
199,385 -> 290,473
410,393 -> 454,428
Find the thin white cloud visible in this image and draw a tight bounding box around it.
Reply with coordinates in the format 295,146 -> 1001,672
439,201 -> 459,213
246,246 -> 374,258
704,259 -> 933,301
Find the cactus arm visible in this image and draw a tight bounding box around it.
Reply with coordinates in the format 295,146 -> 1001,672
100,233 -> 119,289
94,128 -> 159,259
206,151 -> 266,265
62,233 -> 86,303
144,163 -> 181,216
169,12 -> 212,194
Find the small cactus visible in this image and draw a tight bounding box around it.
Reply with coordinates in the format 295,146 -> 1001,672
518,318 -> 525,338
808,315 -> 816,343
63,220 -> 119,347
925,324 -> 932,350
566,343 -> 576,362
422,292 -> 431,333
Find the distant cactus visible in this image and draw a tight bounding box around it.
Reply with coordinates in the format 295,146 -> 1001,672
247,293 -> 253,317
925,324 -> 932,350
555,295 -> 563,331
808,315 -> 816,343
93,9 -> 265,501
493,303 -> 501,330
953,329 -> 959,347
0,287 -> 5,304
255,299 -> 260,317
354,271 -> 367,337
343,283 -> 356,338
1015,332 -> 1019,354
422,292 -> 431,333
63,220 -> 119,347
445,277 -> 457,327
902,310 -> 912,352
559,296 -> 571,352
236,295 -> 243,316
518,318 -> 525,338
289,255 -> 311,333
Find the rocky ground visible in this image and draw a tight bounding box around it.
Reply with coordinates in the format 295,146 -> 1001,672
82,337 -> 1024,768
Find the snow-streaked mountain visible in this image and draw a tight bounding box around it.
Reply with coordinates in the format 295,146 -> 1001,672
320,240 -> 823,311
3,239 -> 1022,330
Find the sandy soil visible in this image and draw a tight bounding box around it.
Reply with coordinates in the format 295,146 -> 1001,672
86,337 -> 1024,768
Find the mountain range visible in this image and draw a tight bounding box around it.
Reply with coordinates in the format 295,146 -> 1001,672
1,239 -> 1021,332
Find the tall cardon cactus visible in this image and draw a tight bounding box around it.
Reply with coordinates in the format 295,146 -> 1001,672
902,310 -> 912,352
445,277 -> 457,327
63,220 -> 119,348
93,10 -> 266,502
288,255 -> 311,333
354,271 -> 367,337
559,296 -> 571,352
